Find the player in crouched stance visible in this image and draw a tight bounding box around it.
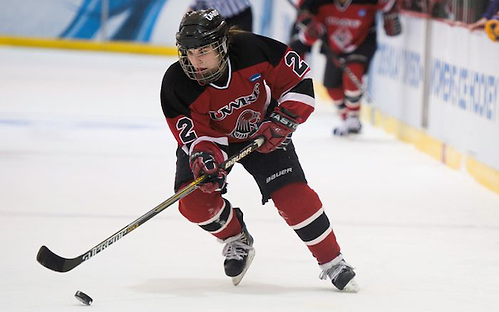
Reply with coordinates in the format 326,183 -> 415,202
160,9 -> 358,291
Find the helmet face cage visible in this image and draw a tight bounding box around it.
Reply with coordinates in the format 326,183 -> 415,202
176,9 -> 229,85
177,36 -> 228,85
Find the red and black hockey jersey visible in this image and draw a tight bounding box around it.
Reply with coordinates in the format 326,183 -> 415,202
161,32 -> 315,156
302,0 -> 396,54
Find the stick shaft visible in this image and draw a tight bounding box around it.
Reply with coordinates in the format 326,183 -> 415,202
37,137 -> 264,273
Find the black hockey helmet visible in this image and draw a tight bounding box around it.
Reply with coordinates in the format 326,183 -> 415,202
176,9 -> 229,85
176,9 -> 228,49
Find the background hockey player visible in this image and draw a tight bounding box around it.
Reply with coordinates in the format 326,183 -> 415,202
290,0 -> 402,136
160,9 -> 358,291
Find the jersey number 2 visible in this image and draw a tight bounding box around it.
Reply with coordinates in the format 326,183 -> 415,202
176,117 -> 196,144
285,51 -> 309,77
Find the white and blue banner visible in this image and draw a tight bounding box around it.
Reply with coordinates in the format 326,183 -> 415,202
368,14 -> 426,129
0,0 -> 296,45
426,21 -> 499,170
370,13 -> 499,170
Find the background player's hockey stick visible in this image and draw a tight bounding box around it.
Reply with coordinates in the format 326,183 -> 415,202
37,136 -> 265,273
329,54 -> 376,106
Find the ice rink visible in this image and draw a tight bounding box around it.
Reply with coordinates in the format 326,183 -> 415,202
1,46 -> 498,311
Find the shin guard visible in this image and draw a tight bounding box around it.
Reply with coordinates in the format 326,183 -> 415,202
272,183 -> 341,264
178,189 -> 242,239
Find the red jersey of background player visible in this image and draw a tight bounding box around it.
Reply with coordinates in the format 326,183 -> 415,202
161,31 -> 315,154
301,0 -> 397,54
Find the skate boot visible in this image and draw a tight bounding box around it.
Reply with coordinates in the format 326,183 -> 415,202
319,254 -> 359,292
333,114 -> 362,136
221,208 -> 255,286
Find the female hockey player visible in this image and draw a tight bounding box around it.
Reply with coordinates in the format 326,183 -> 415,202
160,9 -> 358,291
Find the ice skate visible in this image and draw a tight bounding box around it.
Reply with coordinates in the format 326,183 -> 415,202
221,208 -> 255,286
333,114 -> 362,136
319,254 -> 359,292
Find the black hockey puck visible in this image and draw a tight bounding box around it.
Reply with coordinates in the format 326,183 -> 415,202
74,290 -> 93,305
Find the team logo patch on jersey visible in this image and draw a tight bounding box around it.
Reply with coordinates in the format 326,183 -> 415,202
250,73 -> 261,82
332,28 -> 353,49
358,9 -> 366,17
230,109 -> 261,140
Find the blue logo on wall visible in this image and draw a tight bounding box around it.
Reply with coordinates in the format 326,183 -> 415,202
358,9 -> 366,17
60,0 -> 168,42
250,73 -> 261,82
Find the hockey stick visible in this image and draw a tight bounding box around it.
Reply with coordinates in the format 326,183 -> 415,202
36,136 -> 265,273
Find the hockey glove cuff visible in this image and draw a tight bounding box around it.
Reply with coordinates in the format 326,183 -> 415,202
255,108 -> 299,154
189,141 -> 227,193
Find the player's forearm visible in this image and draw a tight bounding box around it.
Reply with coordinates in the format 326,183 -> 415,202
277,79 -> 315,124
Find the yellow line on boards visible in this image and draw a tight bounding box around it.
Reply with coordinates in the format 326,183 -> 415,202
0,36 -> 178,56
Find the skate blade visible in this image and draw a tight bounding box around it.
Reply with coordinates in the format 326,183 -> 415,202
342,278 -> 360,293
231,249 -> 255,286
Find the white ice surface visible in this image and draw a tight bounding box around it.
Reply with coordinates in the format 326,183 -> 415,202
1,47 -> 498,312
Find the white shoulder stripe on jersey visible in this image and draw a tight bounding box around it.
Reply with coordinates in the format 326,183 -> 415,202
278,92 -> 315,109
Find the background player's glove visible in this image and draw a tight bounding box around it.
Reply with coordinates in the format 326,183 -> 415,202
383,12 -> 402,36
296,12 -> 324,45
254,107 -> 299,153
189,141 -> 227,193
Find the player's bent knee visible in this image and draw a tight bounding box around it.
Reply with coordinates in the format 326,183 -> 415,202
178,188 -> 225,223
271,182 -> 323,225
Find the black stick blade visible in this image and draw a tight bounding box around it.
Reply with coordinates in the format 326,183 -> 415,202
36,245 -> 82,273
